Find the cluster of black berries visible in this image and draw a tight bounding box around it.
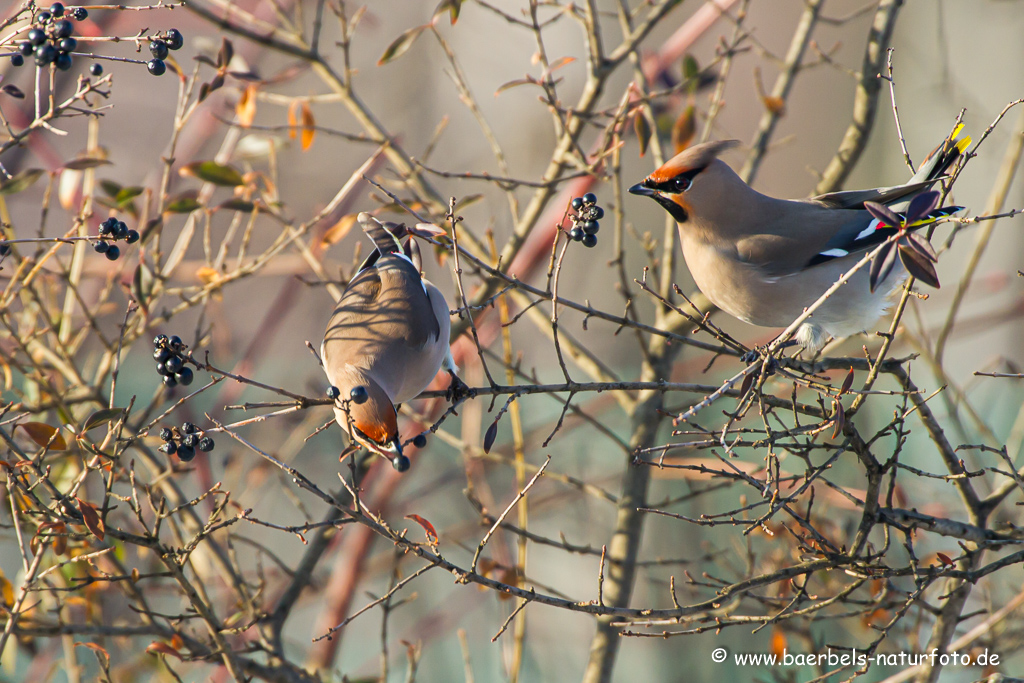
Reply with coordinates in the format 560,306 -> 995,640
12,4 -> 87,70
8,5 -> 183,78
145,29 -> 183,76
93,217 -> 138,261
153,335 -> 195,388
567,193 -> 604,248
158,421 -> 214,462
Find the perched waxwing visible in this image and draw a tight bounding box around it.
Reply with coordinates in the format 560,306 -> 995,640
629,128 -> 970,354
322,213 -> 458,471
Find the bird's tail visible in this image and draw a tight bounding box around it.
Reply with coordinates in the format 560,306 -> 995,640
358,212 -> 404,255
910,123 -> 971,185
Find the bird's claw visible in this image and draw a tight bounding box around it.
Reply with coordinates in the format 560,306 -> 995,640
446,372 -> 471,403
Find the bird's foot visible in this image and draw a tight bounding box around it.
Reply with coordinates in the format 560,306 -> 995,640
446,371 -> 472,403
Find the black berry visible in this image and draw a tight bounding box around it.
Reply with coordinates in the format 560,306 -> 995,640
0,244 -> 10,256
104,244 -> 120,261
571,197 -> 583,211
198,437 -> 215,452
34,44 -> 56,66
126,229 -> 139,244
89,62 -> 102,76
175,367 -> 194,386
10,55 -> 23,67
55,20 -> 73,38
98,218 -> 114,235
176,445 -> 195,462
582,192 -> 597,205
165,29 -> 183,50
182,433 -> 197,448
149,40 -> 168,60
159,441 -> 177,455
569,227 -> 584,242
392,455 -> 410,472
326,385 -> 340,400
162,374 -> 177,388
581,220 -> 599,234
154,348 -> 171,363
50,3 -> 65,16
350,385 -> 368,405
182,422 -> 196,435
412,433 -> 427,448
153,334 -> 168,347
28,29 -> 46,46
592,206 -> 605,220
155,362 -> 168,376
93,241 -> 108,254
55,51 -> 72,71
159,427 -> 173,441
147,59 -> 166,76
59,37 -> 76,52
71,7 -> 87,20
168,335 -> 182,349
37,11 -> 52,22
114,221 -> 128,239
164,356 -> 182,373
582,233 -> 598,248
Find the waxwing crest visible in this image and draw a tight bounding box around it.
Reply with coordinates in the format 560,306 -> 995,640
647,139 -> 740,184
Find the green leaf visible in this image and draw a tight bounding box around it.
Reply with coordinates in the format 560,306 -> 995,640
0,169 -> 44,195
635,112 -> 651,158
80,408 -> 125,433
99,179 -> 123,198
179,161 -> 245,187
214,198 -> 259,212
434,0 -> 461,25
682,54 -> 699,82
378,24 -> 429,66
115,186 -> 144,205
131,260 -> 156,311
63,157 -> 111,171
164,192 -> 202,214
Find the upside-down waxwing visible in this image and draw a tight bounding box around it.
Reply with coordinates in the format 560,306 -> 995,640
629,127 -> 971,354
321,212 -> 458,471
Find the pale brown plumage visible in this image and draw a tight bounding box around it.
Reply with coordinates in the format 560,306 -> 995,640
630,131 -> 968,353
321,213 -> 454,468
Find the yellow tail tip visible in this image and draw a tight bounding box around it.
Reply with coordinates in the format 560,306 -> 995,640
956,134 -> 972,153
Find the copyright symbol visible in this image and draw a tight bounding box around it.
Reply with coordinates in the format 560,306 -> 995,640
711,647 -> 727,663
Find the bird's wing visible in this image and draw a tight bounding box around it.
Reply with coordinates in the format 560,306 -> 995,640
733,200 -> 961,275
323,255 -> 441,375
803,205 -> 963,269
811,181 -> 933,210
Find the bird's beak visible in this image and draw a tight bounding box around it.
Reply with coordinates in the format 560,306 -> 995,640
408,222 -> 448,240
628,182 -> 656,197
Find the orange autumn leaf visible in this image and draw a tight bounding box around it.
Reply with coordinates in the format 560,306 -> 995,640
77,498 -> 105,541
287,100 -> 300,140
770,628 -> 787,659
236,83 -> 258,127
763,95 -> 786,115
146,641 -> 184,659
320,214 -> 358,249
671,105 -> 696,154
300,102 -> 316,151
0,570 -> 14,607
196,266 -> 222,286
75,642 -> 110,662
18,422 -> 67,451
405,514 -> 438,546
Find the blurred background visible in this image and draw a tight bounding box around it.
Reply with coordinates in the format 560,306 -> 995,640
2,1 -> 1024,681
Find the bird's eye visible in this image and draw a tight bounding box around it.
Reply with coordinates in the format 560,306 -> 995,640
672,176 -> 692,192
